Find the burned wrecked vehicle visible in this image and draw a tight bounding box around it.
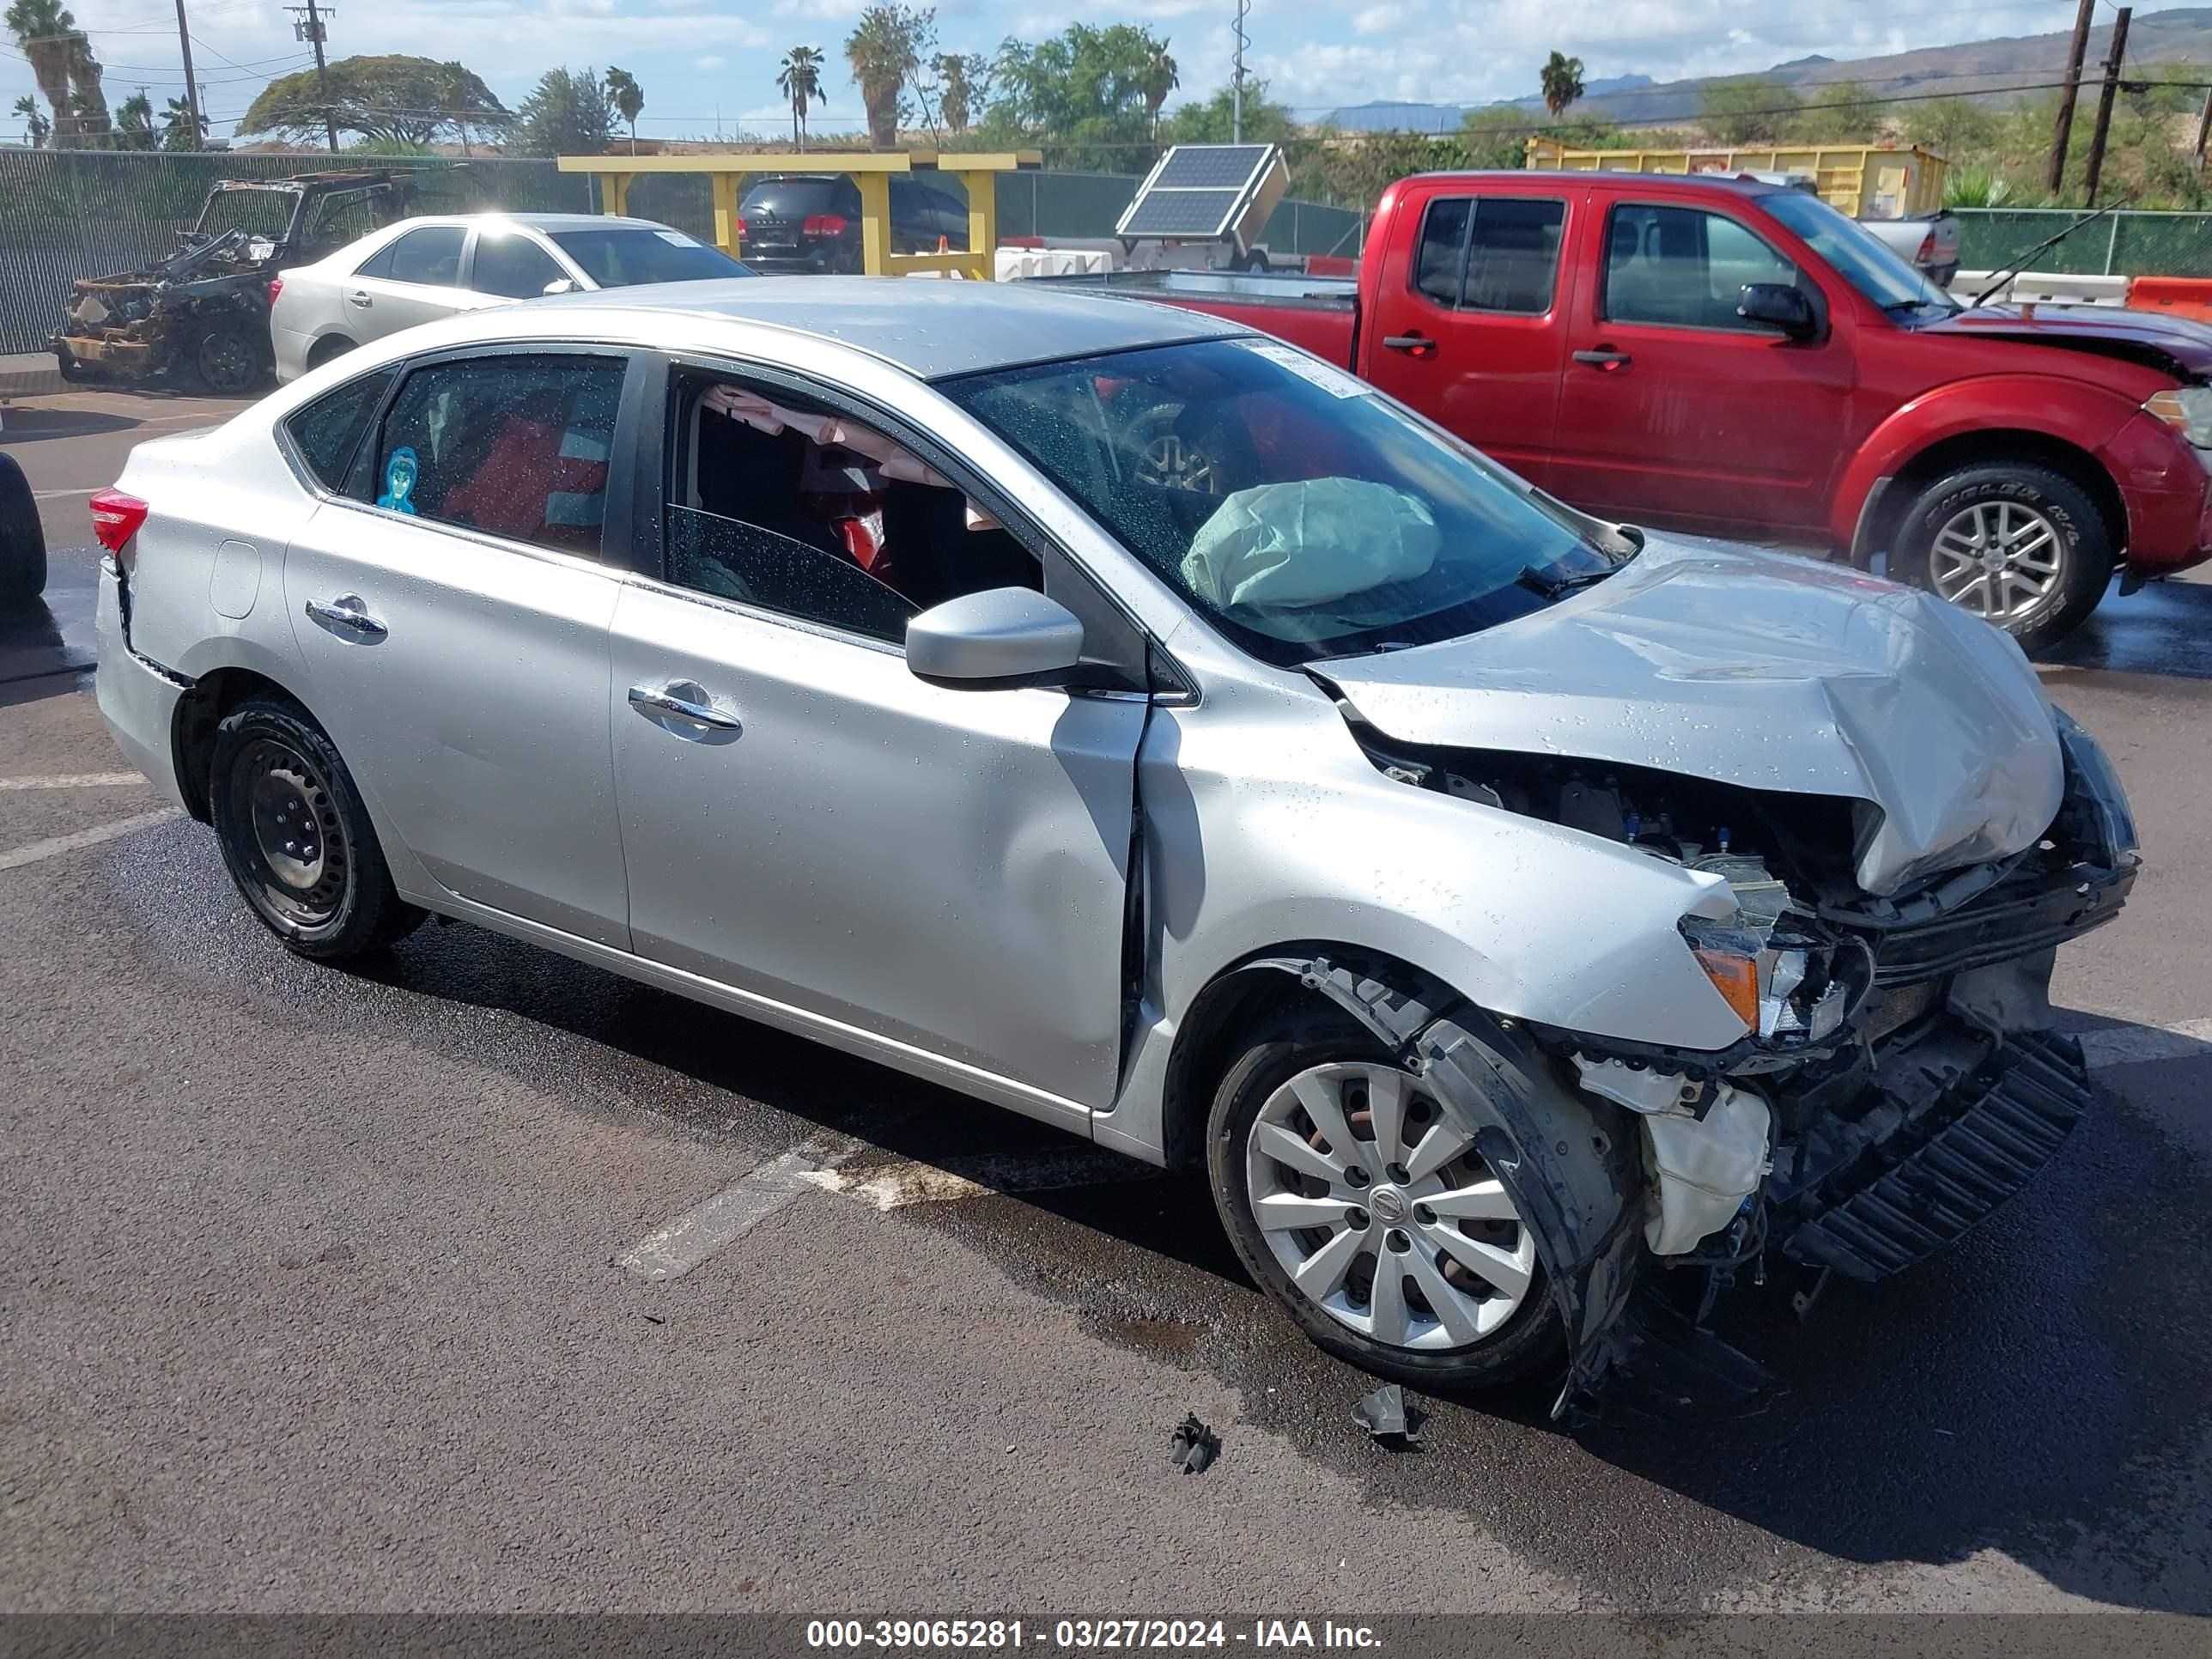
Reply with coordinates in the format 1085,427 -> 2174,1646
89,292 -> 2136,1415
54,170 -> 413,395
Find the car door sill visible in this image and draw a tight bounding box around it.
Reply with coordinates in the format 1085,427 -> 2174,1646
420,888 -> 1102,1139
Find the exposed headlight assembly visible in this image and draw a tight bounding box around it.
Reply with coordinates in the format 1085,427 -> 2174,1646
2051,706 -> 2139,864
2142,386 -> 2212,449
1682,917 -> 1874,1044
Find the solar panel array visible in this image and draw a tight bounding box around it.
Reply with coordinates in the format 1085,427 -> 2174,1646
1116,145 -> 1279,241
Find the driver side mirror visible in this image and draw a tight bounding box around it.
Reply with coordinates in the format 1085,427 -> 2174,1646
1738,282 -> 1819,341
906,586 -> 1085,690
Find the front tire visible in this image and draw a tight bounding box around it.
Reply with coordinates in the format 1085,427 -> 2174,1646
208,696 -> 423,961
1206,1003 -> 1561,1391
0,452 -> 46,606
188,319 -> 270,396
1893,463 -> 2112,654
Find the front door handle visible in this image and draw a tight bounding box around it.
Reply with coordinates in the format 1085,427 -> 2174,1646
629,681 -> 742,735
303,594 -> 387,641
1572,347 -> 1632,370
346,289 -> 373,308
1381,332 -> 1437,357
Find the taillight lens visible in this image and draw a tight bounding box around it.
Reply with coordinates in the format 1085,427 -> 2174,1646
803,214 -> 849,237
733,216 -> 748,240
89,488 -> 149,561
268,274 -> 284,302
1915,230 -> 1936,262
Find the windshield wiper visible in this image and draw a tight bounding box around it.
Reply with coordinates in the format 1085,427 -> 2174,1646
1517,563 -> 1617,599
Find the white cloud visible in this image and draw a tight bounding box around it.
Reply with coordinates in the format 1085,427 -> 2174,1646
698,53 -> 726,67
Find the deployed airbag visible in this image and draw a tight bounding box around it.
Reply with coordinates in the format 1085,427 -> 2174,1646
1180,478 -> 1438,611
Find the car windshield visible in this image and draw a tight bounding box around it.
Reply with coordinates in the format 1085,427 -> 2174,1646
196,188 -> 293,244
942,337 -> 1626,665
1762,190 -> 1958,314
547,228 -> 751,287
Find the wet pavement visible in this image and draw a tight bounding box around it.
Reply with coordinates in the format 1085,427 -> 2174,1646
1,387 -> 2209,1615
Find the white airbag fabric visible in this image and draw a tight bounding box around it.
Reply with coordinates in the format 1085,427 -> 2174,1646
1180,479 -> 1439,611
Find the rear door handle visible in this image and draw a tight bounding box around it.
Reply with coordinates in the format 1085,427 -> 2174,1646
1572,348 -> 1632,369
346,289 -> 373,308
1381,333 -> 1437,357
303,594 -> 387,641
629,680 -> 742,736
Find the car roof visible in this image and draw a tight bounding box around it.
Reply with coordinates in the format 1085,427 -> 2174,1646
1403,168 -> 1779,198
530,275 -> 1246,380
380,212 -> 668,233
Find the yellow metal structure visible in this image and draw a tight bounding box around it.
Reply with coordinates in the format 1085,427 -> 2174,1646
1523,140 -> 1948,221
556,149 -> 1042,279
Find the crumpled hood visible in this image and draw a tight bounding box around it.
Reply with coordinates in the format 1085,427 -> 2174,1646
1320,535 -> 2064,897
1918,303 -> 2212,378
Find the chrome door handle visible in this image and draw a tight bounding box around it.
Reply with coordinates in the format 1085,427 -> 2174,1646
629,681 -> 742,733
303,594 -> 387,641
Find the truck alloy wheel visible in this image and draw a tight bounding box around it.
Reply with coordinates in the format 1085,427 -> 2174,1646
1927,500 -> 2067,621
1895,463 -> 2112,654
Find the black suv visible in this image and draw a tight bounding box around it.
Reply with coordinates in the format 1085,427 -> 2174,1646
737,174 -> 971,273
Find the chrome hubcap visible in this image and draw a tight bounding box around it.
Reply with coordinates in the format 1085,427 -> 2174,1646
1928,500 -> 2064,621
1244,1060 -> 1538,1352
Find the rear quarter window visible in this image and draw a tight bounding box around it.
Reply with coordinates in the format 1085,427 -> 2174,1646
283,370 -> 392,492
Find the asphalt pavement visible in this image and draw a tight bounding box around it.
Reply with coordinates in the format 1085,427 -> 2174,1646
2,386 -> 2210,1618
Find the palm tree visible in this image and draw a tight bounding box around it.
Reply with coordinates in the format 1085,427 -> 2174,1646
845,7 -> 918,151
1540,51 -> 1585,119
1142,41 -> 1178,149
778,45 -> 823,149
13,92 -> 49,146
5,0 -> 77,145
160,94 -> 207,150
933,52 -> 975,138
604,65 -> 643,155
115,85 -> 155,149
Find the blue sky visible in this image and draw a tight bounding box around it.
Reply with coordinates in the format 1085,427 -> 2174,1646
1,0 -> 2152,146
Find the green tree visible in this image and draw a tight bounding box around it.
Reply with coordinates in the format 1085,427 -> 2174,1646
1160,80 -> 1293,147
604,66 -> 644,154
1461,103 -> 1533,169
1794,79 -> 1878,142
1699,75 -> 1798,144
778,46 -> 825,146
12,90 -> 49,146
1539,51 -> 1584,119
240,55 -> 507,148
846,3 -> 933,149
1901,95 -> 1995,163
1141,39 -> 1177,147
160,94 -> 206,150
5,0 -> 103,146
981,22 -> 1171,168
933,52 -> 984,138
115,86 -> 155,149
513,65 -> 611,156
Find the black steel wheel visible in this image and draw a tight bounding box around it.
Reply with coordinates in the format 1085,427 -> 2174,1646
191,320 -> 270,396
208,696 -> 423,960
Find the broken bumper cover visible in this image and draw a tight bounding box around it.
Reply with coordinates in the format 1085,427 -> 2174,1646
54,330 -> 159,370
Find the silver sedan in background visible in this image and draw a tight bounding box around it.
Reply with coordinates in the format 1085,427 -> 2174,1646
91,282 -> 2136,1415
268,211 -> 752,382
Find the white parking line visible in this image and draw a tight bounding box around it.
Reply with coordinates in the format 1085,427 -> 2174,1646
0,773 -> 145,790
616,1132 -> 873,1280
0,808 -> 181,872
800,1147 -> 1157,1211
2077,1018 -> 2212,1067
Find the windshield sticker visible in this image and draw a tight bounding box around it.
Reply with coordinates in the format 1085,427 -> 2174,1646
656,230 -> 699,246
377,446 -> 420,514
1239,339 -> 1370,399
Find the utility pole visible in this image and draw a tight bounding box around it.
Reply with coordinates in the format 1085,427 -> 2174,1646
2195,87 -> 2212,171
1231,0 -> 1249,143
285,0 -> 338,153
2081,5 -> 2130,207
2046,0 -> 2095,197
173,0 -> 203,148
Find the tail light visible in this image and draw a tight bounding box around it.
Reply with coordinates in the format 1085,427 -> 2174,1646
803,214 -> 849,237
1916,230 -> 1936,263
267,274 -> 284,302
733,216 -> 747,240
89,488 -> 149,566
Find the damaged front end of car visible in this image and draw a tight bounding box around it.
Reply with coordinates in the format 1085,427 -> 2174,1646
1293,701 -> 2136,1421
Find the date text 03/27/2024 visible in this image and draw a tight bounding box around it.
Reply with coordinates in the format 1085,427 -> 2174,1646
805,1620 -> 1385,1650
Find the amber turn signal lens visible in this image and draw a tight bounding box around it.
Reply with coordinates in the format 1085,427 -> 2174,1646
1692,947 -> 1761,1030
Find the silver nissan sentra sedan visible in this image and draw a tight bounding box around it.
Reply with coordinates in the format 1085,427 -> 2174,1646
92,278 -> 2137,1413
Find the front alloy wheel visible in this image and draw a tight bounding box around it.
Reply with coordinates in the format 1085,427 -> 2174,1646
1926,498 -> 2064,623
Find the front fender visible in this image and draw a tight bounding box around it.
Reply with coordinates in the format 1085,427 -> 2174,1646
1829,374 -> 2143,553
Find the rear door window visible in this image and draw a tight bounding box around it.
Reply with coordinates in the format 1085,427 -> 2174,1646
283,369 -> 393,492
1413,197 -> 1565,313
1413,198 -> 1470,305
381,226 -> 466,288
366,353 -> 628,556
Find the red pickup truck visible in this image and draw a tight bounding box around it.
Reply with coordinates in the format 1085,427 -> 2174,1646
1094,170 -> 2212,652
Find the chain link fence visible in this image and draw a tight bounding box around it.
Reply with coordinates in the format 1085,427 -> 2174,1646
1955,207 -> 2212,278
0,148 -> 1363,356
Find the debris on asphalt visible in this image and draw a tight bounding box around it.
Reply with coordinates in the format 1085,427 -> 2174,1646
1352,1384 -> 1425,1449
638,1312 -> 665,1325
1170,1413 -> 1219,1474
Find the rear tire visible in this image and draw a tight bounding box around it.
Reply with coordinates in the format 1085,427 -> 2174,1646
306,334 -> 357,371
0,452 -> 46,606
1893,462 -> 2112,655
208,696 -> 424,962
1206,1001 -> 1562,1392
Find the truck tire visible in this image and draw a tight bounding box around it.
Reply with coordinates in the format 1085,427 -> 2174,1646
0,452 -> 46,606
1893,462 -> 2112,655
189,319 -> 271,396
1206,1000 -> 1562,1392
